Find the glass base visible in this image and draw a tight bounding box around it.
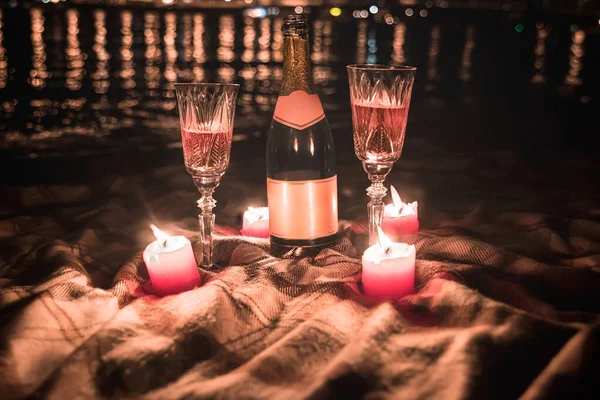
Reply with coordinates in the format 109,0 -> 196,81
270,233 -> 338,258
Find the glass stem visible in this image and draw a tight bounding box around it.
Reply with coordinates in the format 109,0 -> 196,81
197,187 -> 216,268
366,176 -> 387,247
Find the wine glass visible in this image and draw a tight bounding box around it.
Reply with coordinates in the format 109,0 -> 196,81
175,83 -> 239,268
347,64 -> 416,246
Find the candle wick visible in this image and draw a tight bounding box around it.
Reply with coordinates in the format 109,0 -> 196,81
162,239 -> 168,248
384,246 -> 390,255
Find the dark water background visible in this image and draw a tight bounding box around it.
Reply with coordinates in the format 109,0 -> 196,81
0,5 -> 598,184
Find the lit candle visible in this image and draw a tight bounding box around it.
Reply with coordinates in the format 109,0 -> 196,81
142,225 -> 200,296
381,185 -> 419,239
362,227 -> 416,299
240,206 -> 270,238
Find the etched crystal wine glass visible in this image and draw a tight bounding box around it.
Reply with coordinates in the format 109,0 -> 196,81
347,65 -> 416,246
175,83 -> 239,268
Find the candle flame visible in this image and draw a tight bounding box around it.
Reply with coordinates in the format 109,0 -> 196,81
377,226 -> 393,252
390,185 -> 402,211
150,224 -> 170,245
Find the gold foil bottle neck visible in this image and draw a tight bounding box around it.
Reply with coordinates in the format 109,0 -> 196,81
282,14 -> 308,37
281,15 -> 314,96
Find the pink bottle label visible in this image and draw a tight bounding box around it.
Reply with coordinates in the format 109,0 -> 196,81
267,176 -> 338,240
273,90 -> 326,130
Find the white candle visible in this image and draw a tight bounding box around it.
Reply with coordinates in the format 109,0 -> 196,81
240,206 -> 270,238
362,227 -> 416,299
142,225 -> 200,296
381,185 -> 419,239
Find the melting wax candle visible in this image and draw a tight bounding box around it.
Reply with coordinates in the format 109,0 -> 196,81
142,225 -> 200,296
240,207 -> 270,238
362,227 -> 416,299
381,185 -> 419,239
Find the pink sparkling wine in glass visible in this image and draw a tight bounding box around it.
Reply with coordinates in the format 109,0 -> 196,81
181,128 -> 232,175
351,104 -> 409,164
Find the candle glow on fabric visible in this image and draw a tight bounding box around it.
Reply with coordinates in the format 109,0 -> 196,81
381,185 -> 419,238
362,227 -> 416,299
142,225 -> 200,296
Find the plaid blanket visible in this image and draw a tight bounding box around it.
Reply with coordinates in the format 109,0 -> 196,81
1,158 -> 599,399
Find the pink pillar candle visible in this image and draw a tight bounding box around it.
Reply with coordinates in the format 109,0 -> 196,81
143,225 -> 200,296
240,207 -> 270,238
381,185 -> 419,239
362,227 -> 416,299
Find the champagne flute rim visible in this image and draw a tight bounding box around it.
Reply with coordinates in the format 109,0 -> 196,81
175,82 -> 240,88
347,64 -> 416,71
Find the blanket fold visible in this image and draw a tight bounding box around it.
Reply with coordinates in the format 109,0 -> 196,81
1,166 -> 599,399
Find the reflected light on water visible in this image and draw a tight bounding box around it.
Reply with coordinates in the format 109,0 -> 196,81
323,20 -> 332,58
271,17 -> 283,62
163,12 -> 178,97
367,27 -> 377,64
218,15 -> 235,63
312,19 -> 332,65
531,23 -> 548,84
257,17 -> 271,63
355,20 -> 367,64
217,66 -> 235,83
313,19 -> 332,87
193,13 -> 205,82
272,66 -> 282,91
312,19 -> 323,64
0,10 -> 7,89
1,7 -> 594,156
313,65 -> 331,88
239,15 -> 259,113
239,64 -> 255,114
255,63 -> 277,112
91,9 -> 110,95
65,9 -> 85,91
120,10 -> 136,90
30,8 -> 49,89
218,65 -> 235,83
218,15 -> 236,83
459,25 -> 475,82
144,11 -> 161,92
564,30 -> 585,86
427,25 -> 441,86
178,14 -> 194,81
90,9 -> 111,122
182,14 -> 193,63
391,23 -> 406,65
242,16 -> 256,63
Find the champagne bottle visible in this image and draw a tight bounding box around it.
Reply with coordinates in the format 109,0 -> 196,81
266,15 -> 338,257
